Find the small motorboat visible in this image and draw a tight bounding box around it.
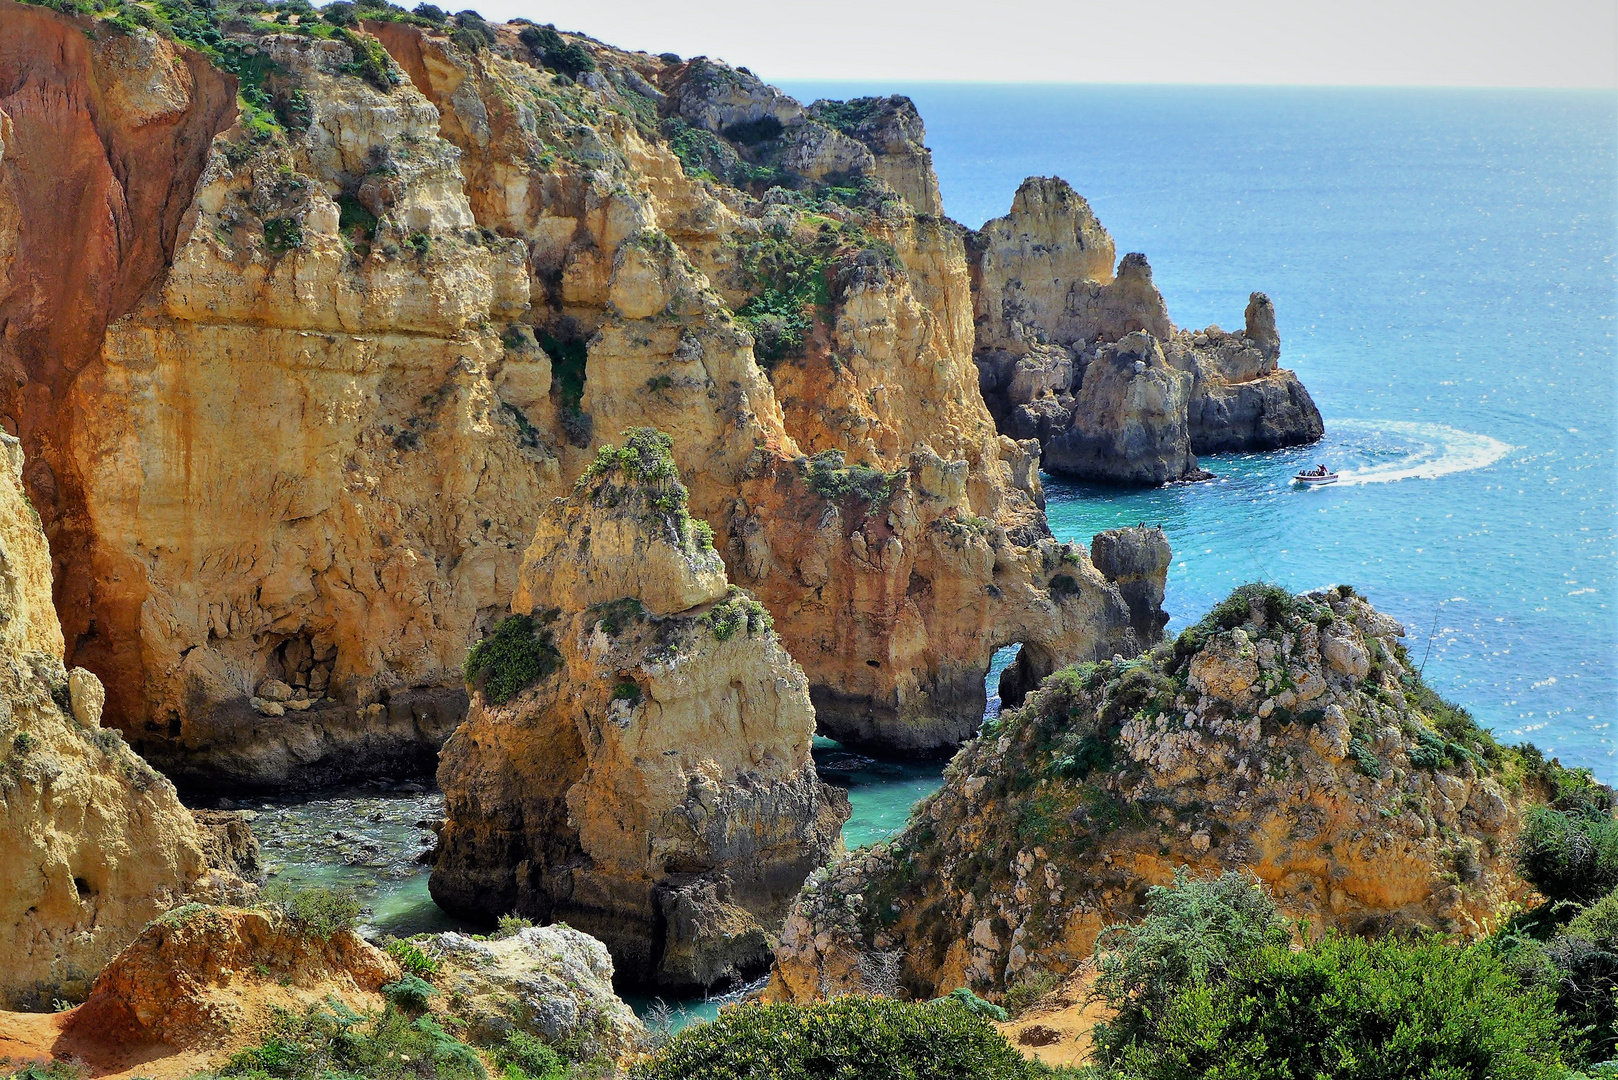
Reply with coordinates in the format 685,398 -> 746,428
1293,465 -> 1339,485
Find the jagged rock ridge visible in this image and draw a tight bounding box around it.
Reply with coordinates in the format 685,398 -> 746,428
971,177 -> 1325,485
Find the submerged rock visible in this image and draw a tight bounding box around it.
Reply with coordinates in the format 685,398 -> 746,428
432,430 -> 848,989
970,177 -> 1323,485
767,584 -> 1557,1004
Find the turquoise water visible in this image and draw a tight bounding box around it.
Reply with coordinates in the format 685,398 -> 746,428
783,83 -> 1618,780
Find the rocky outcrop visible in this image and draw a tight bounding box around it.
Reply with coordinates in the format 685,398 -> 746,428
422,925 -> 645,1058
997,525 -> 1170,709
0,6 -> 1157,779
767,585 -> 1546,1004
432,430 -> 848,989
1088,526 -> 1172,648
0,431 -> 238,1009
66,904 -> 396,1048
971,177 -> 1323,485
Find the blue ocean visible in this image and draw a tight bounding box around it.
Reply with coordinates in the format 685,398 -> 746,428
785,83 -> 1618,782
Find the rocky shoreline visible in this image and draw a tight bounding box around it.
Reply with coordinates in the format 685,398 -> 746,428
0,3 -> 1607,1078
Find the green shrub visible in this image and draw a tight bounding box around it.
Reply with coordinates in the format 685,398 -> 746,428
263,216 -> 304,252
705,588 -> 773,642
1506,888 -> 1618,1062
630,996 -> 1041,1080
611,682 -> 643,706
266,883 -> 362,937
222,1000 -> 486,1080
939,986 -> 1007,1022
803,449 -> 901,503
1518,804 -> 1618,906
334,27 -> 398,90
383,937 -> 441,978
1090,867 -> 1292,1056
464,613 -> 563,704
495,1030 -> 566,1080
518,24 -> 595,79
383,974 -> 437,1011
4,1061 -> 87,1080
1002,970 -> 1060,1018
1098,934 -> 1572,1079
494,914 -> 534,939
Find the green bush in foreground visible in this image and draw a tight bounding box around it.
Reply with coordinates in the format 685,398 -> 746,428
629,996 -> 1042,1080
1090,868 -> 1291,1056
1505,887 -> 1618,1063
1518,802 -> 1618,908
221,1000 -> 485,1080
494,1031 -> 566,1080
1098,935 -> 1572,1079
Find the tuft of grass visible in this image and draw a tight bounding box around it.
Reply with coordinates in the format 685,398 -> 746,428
384,937 -> 441,978
382,974 -> 437,1012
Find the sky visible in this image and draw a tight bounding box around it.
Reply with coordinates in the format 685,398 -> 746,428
461,0 -> 1618,88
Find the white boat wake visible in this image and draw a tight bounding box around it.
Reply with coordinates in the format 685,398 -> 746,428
1320,419 -> 1513,487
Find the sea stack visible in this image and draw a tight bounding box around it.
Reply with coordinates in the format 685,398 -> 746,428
432,429 -> 849,989
971,177 -> 1324,484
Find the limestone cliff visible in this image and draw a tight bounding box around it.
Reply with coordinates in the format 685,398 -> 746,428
0,4 -> 1151,778
972,177 -> 1324,484
767,585 -> 1549,1003
431,430 -> 848,989
0,432 -> 229,1009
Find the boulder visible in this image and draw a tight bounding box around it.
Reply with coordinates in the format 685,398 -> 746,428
424,925 -> 644,1058
66,905 -> 397,1048
1043,332 -> 1204,485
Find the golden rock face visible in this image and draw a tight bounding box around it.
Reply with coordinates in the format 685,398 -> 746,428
0,431 -> 221,1009
0,11 -> 1149,783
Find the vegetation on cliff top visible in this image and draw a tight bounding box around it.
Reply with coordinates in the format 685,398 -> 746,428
579,428 -> 717,557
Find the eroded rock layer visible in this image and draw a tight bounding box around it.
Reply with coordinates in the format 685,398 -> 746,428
431,431 -> 848,989
0,7 -> 1152,776
0,433 -> 228,1009
971,177 -> 1324,485
767,586 -> 1547,1004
